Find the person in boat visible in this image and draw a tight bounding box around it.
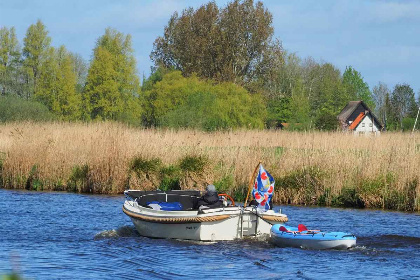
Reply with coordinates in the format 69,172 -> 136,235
196,184 -> 223,209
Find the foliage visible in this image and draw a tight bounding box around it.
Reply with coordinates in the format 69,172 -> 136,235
0,95 -> 55,122
0,26 -> 22,97
67,164 -> 90,193
342,66 -> 375,109
69,52 -> 88,92
2,273 -> 23,280
130,157 -> 162,175
0,13 -> 418,133
159,165 -> 181,191
276,166 -> 325,205
388,83 -> 417,130
151,0 -> 278,86
84,28 -> 141,124
35,46 -> 82,120
214,173 -> 235,194
179,155 -> 208,174
314,110 -> 338,131
372,82 -> 390,126
25,164 -> 42,191
22,20 -> 51,99
331,187 -> 364,208
142,70 -> 266,130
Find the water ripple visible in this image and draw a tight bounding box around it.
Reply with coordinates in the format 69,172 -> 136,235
1,189 -> 419,279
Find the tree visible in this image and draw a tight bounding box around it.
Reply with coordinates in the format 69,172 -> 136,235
142,70 -> 266,130
390,83 -> 417,130
372,82 -> 390,126
69,52 -> 88,93
35,46 -> 81,120
342,66 -> 374,109
84,28 -> 141,123
22,20 -> 51,99
306,62 -> 346,118
0,26 -> 22,96
151,0 -> 278,86
288,79 -> 310,128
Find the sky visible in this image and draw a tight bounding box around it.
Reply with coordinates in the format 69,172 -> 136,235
1,0 -> 419,95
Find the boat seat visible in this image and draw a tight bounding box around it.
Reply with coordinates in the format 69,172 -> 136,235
279,226 -> 298,234
134,192 -> 200,211
298,224 -> 321,234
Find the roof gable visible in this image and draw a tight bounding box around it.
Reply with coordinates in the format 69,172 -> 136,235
348,112 -> 365,130
338,100 -> 384,130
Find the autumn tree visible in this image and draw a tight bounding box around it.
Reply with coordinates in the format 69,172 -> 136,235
151,0 -> 278,86
0,26 -> 21,96
84,28 -> 141,123
22,20 -> 51,99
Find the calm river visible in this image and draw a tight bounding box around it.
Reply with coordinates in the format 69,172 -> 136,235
0,189 -> 419,279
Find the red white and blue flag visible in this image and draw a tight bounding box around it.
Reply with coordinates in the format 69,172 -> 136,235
252,164 -> 274,211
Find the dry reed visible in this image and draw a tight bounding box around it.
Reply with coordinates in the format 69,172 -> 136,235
0,122 -> 419,211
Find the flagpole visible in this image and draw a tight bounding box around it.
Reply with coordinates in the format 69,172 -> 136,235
412,106 -> 420,133
244,161 -> 261,207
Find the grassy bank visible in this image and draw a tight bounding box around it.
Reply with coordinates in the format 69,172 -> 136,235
0,122 -> 419,211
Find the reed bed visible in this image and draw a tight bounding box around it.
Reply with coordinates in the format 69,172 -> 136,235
0,122 -> 419,211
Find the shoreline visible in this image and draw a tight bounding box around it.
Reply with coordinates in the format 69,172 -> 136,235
0,121 -> 419,211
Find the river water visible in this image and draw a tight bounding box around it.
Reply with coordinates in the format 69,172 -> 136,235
0,189 -> 419,279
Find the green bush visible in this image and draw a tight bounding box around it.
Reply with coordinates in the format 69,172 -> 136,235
143,70 -> 266,130
331,187 -> 364,208
314,112 -> 338,131
179,155 -> 208,174
67,164 -> 90,192
214,173 -> 235,194
25,164 -> 43,191
402,117 -> 416,131
0,95 -> 56,122
384,178 -> 418,211
130,157 -> 162,177
159,165 -> 181,191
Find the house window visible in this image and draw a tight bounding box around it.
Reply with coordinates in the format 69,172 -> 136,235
362,123 -> 365,127
369,123 -> 373,127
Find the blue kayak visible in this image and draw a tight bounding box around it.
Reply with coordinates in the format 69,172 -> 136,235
271,224 -> 356,250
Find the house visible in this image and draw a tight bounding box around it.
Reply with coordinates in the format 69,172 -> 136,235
337,101 -> 383,135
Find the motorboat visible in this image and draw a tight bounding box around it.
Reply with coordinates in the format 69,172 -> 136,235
122,190 -> 288,241
271,224 -> 356,250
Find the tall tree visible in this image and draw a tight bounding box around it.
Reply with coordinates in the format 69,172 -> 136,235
0,26 -> 21,96
307,63 -> 346,116
342,66 -> 374,109
35,46 -> 81,120
69,52 -> 88,93
151,0 -> 278,86
390,83 -> 417,129
22,20 -> 51,99
372,82 -> 390,126
84,28 -> 141,123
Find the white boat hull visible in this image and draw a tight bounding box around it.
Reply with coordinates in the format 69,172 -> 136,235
123,200 -> 287,241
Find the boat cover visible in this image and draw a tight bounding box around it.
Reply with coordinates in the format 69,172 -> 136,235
147,201 -> 183,211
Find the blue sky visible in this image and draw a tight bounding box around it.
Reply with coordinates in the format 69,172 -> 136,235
1,0 -> 419,95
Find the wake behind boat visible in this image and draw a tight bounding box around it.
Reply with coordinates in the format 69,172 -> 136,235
123,189 -> 288,241
271,224 -> 357,250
